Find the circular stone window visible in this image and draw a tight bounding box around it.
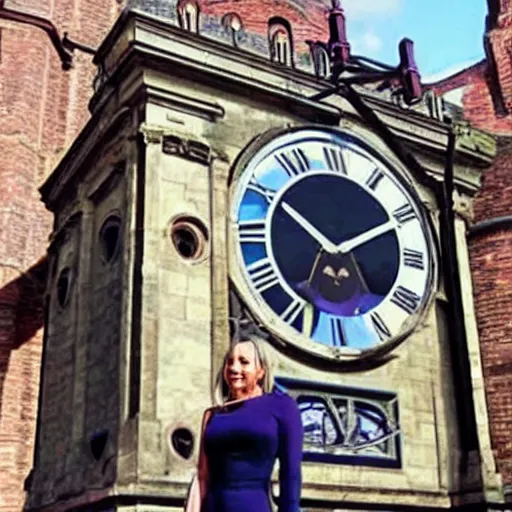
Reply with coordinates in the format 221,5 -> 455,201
170,216 -> 208,261
56,268 -> 72,308
100,216 -> 122,263
170,427 -> 194,460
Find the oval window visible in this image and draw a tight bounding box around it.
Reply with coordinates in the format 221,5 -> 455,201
100,216 -> 122,263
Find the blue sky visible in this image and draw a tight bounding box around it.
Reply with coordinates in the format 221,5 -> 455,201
342,0 -> 488,82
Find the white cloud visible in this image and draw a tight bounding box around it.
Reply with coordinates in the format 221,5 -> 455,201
361,30 -> 383,52
351,30 -> 384,57
341,0 -> 402,19
422,59 -> 481,83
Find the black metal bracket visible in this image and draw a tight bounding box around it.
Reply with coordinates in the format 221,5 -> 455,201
309,1 -> 422,106
0,7 -> 96,70
313,67 -> 482,463
62,32 -> 96,56
0,7 -> 72,69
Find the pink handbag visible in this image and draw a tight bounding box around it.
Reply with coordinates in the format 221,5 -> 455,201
184,473 -> 202,512
184,407 -> 215,512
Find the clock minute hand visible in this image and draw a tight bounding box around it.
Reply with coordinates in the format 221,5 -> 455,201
336,219 -> 397,254
281,202 -> 337,253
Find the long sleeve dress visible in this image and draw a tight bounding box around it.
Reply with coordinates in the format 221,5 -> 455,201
202,391 -> 303,512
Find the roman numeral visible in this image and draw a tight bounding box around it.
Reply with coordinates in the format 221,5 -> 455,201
392,203 -> 416,225
403,248 -> 425,270
370,312 -> 391,341
365,167 -> 384,191
247,258 -> 280,293
390,286 -> 421,315
280,298 -> 305,325
248,177 -> 276,204
275,148 -> 310,177
323,146 -> 347,175
238,220 -> 266,243
329,317 -> 346,346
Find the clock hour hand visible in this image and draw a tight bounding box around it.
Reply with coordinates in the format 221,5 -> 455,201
336,219 -> 397,254
281,202 -> 338,253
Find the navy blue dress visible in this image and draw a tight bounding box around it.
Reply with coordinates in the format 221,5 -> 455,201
203,392 -> 303,512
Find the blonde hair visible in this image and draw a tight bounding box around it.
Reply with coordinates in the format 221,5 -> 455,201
214,335 -> 275,405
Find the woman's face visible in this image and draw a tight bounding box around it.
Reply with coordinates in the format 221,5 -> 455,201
223,341 -> 265,399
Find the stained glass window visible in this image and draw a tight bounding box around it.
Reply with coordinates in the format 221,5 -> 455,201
275,377 -> 401,468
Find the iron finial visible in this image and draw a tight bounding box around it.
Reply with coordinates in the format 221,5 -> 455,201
328,0 -> 350,81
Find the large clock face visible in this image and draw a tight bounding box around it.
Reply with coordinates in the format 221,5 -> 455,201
230,129 -> 436,360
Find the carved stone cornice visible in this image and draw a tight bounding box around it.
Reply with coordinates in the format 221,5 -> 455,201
139,124 -> 215,165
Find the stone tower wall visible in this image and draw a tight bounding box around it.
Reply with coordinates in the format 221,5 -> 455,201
0,1 -> 331,509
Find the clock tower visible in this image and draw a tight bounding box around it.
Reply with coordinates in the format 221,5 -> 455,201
26,5 -> 504,512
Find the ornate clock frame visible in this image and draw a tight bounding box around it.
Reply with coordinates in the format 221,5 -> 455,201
228,124 -> 439,363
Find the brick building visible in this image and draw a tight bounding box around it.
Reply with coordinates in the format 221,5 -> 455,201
0,0 -> 510,511
429,0 -> 512,494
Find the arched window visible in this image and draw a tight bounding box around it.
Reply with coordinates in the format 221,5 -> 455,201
222,13 -> 243,47
309,42 -> 330,79
178,0 -> 200,33
268,18 -> 293,67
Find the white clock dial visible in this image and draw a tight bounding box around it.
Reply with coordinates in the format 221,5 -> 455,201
230,128 -> 437,360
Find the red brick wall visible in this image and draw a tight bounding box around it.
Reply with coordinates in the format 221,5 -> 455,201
487,1 -> 512,114
0,16 -> 56,512
462,0 -> 512,487
431,63 -> 512,134
201,0 -> 329,55
432,0 -> 512,486
469,142 -> 512,483
0,1 -> 121,510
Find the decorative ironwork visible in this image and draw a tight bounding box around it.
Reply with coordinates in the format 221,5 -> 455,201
276,377 -> 401,468
308,0 -> 422,107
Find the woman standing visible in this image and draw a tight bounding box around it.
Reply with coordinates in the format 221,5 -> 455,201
197,334 -> 303,512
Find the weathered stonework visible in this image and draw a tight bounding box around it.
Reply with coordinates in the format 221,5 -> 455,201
25,9 -> 505,512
